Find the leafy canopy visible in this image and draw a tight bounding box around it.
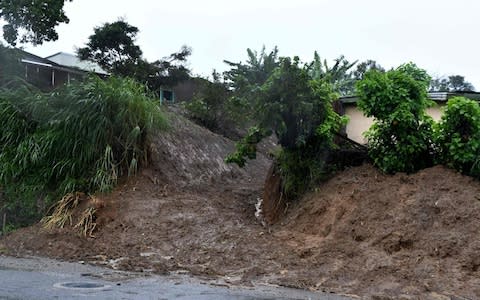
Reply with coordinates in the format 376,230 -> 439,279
224,46 -> 280,93
140,45 -> 192,90
77,19 -> 142,74
357,63 -> 435,173
0,44 -> 24,84
308,52 -> 357,96
434,96 -> 480,176
352,60 -> 385,81
222,47 -> 280,123
78,20 -> 192,91
226,56 -> 346,198
0,0 -> 72,46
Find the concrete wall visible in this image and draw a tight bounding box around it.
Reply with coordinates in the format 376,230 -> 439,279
344,103 -> 445,144
426,103 -> 445,122
344,105 -> 374,144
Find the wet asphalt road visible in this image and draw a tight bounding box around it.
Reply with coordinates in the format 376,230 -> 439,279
0,256 -> 355,300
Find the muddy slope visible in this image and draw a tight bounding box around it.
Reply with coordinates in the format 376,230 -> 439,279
2,114 -> 480,299
147,113 -> 271,188
275,165 -> 480,299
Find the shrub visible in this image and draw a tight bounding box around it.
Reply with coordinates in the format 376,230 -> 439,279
434,96 -> 480,177
226,57 -> 346,198
356,63 -> 435,173
275,137 -> 334,199
0,76 -> 166,227
184,71 -> 229,131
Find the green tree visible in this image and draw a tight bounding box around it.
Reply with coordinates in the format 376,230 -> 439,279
78,20 -> 191,93
357,63 -> 435,173
227,57 -> 346,198
0,0 -> 72,46
77,19 -> 143,75
223,47 -> 280,122
224,46 -> 279,91
434,97 -> 480,176
430,75 -> 475,92
307,56 -> 385,96
308,52 -> 356,96
352,60 -> 385,81
141,45 -> 192,90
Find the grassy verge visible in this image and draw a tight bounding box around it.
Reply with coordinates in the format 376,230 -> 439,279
0,76 -> 166,229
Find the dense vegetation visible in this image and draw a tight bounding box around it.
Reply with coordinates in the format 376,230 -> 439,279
356,63 -> 435,173
0,0 -> 71,46
77,19 -> 192,93
222,51 -> 480,199
358,64 -> 480,178
434,97 -> 480,177
0,76 -> 166,228
1,30 -> 479,230
185,48 -> 281,137
226,56 -> 347,198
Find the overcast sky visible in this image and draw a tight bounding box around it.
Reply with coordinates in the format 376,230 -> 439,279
22,0 -> 480,88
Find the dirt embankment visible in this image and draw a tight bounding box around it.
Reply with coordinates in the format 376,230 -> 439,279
2,114 -> 480,299
275,165 -> 480,299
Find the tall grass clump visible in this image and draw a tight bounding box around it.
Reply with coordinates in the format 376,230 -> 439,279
0,76 -> 166,227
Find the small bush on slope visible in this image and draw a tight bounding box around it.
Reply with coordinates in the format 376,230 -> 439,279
0,76 -> 166,227
434,96 -> 480,177
356,63 -> 435,173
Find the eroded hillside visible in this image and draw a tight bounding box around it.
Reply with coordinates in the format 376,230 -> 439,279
2,114 -> 480,300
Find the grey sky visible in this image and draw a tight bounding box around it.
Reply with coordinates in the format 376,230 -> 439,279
23,0 -> 480,88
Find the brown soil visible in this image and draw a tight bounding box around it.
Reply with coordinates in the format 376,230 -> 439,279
2,114 -> 480,299
262,163 -> 286,225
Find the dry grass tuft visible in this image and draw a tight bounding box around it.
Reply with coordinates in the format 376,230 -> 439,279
74,207 -> 97,238
42,193 -> 83,229
42,192 -> 98,237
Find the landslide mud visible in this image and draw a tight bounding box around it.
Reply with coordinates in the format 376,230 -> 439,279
2,114 -> 480,299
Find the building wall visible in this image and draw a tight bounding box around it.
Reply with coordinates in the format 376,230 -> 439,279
25,64 -> 53,90
426,103 -> 445,122
344,104 -> 374,144
344,103 -> 446,144
172,78 -> 207,102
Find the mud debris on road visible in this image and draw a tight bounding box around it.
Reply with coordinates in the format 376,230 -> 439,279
2,115 -> 480,299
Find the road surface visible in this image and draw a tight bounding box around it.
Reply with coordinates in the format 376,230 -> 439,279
0,255 -> 355,300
